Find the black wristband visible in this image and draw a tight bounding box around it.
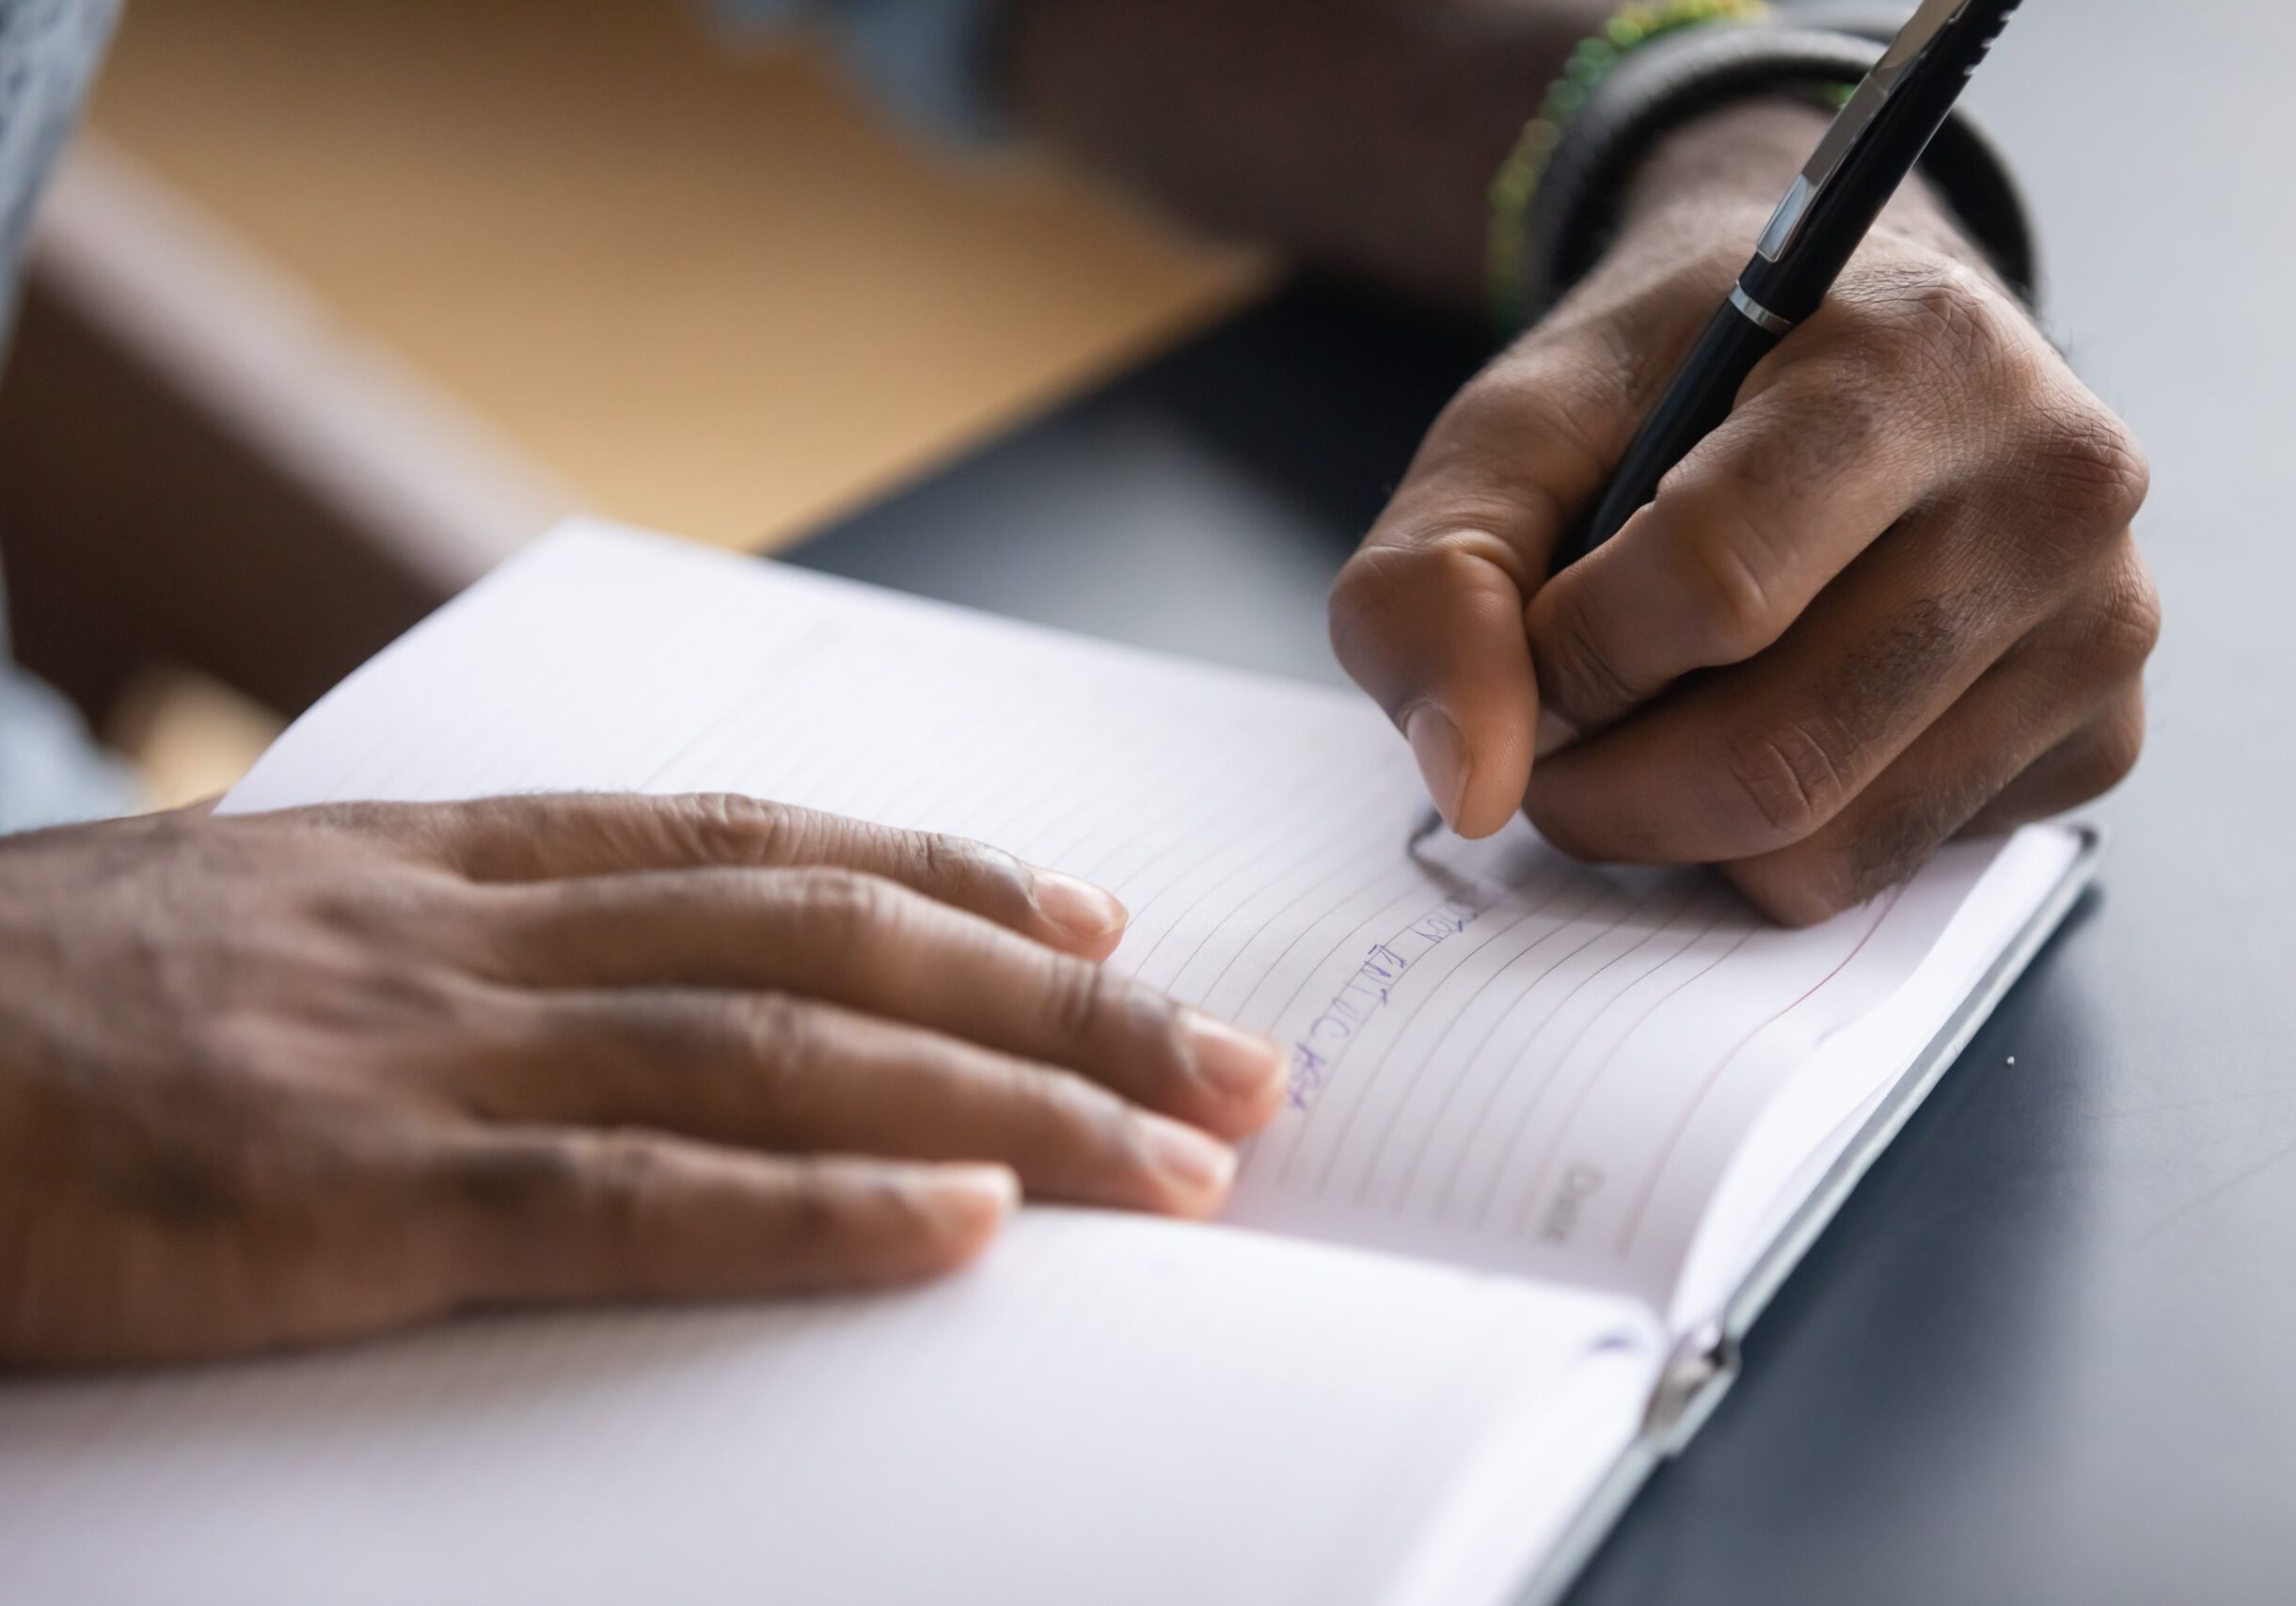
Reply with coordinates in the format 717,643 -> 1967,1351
1516,23 -> 2039,324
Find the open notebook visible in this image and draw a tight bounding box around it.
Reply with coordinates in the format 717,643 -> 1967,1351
0,522 -> 2096,1606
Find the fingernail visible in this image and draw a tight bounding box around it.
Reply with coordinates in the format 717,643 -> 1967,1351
1535,708 -> 1582,760
1405,705 -> 1471,832
1139,1115 -> 1238,1201
927,1164 -> 1021,1226
1179,1010 -> 1287,1103
1030,868 -> 1129,944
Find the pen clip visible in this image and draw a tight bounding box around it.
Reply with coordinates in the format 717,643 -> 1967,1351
1751,0 -> 1971,264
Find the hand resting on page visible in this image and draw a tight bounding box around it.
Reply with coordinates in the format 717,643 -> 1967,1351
0,794 -> 1287,1369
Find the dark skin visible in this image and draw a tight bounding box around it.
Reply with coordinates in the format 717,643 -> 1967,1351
1010,2 -> 2154,923
1005,0 -> 1620,305
0,796 -> 1284,1368
1327,102 -> 2155,923
2,1 -> 2156,1368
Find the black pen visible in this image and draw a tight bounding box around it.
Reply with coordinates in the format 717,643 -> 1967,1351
1561,0 -> 2028,567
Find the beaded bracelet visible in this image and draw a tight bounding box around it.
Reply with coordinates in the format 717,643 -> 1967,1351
1485,0 -> 1772,329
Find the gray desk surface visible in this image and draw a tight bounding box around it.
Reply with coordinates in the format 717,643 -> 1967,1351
790,3 -> 2296,1601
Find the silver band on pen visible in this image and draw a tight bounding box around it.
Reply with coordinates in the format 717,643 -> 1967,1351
1729,283 -> 1797,336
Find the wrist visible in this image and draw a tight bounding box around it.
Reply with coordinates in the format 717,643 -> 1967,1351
1003,0 -> 1616,310
1609,100 -> 1999,290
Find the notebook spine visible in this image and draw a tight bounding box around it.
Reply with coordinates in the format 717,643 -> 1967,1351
1642,1334 -> 1742,1458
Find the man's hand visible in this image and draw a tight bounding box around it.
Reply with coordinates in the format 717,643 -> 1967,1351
0,795 -> 1287,1369
1331,104 -> 2160,924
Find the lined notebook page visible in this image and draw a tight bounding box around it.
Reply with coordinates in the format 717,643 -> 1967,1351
0,1212 -> 1661,1606
226,522 -> 2075,1313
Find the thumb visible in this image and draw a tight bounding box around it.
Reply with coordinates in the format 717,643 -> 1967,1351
1330,531 -> 1544,839
1329,362 -> 1623,838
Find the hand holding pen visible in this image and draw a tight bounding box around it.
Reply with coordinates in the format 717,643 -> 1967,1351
1333,0 -> 2157,924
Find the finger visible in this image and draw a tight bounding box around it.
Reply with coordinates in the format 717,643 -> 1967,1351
1526,513 -> 2019,867
1330,317 -> 1666,838
1964,687 -> 2148,835
1529,260 -> 2129,741
1525,462 -> 2152,869
1713,546 -> 2156,918
464,991 -> 1243,1217
1527,358 -> 1945,738
318,793 -> 1130,960
1719,663 -> 2148,927
424,1130 -> 1017,1308
485,867 -> 1287,1136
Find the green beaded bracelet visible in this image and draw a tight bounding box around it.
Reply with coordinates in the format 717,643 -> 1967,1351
1486,0 -> 1773,329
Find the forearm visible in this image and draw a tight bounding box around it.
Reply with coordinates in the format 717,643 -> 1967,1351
1002,0 -> 1614,308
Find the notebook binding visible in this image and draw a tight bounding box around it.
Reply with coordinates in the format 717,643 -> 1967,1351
1643,1334 -> 1743,1457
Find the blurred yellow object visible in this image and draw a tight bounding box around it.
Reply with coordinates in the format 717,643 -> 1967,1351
75,0 -> 1261,795
87,0 -> 1259,551
104,670 -> 285,812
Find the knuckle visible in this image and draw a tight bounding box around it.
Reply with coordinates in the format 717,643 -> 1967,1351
1445,344 -> 1617,477
1040,954 -> 1114,1044
914,829 -> 1027,909
1882,262 -> 2019,375
787,866 -> 904,961
442,1128 -> 583,1219
1417,308 -> 1682,505
2074,699 -> 2148,799
301,800 -> 426,865
1331,535 -> 1536,694
676,792 -> 800,867
2087,721 -> 2146,797
1536,578 -> 1648,720
572,1133 -> 672,1266
771,1168 -> 861,1250
913,828 -> 958,887
983,1057 -> 1105,1170
1328,543 -> 1432,673
1763,360 -> 1892,480
1519,368 -> 1631,477
398,798 -> 524,881
1849,787 -> 1965,901
1814,291 -> 1899,363
1326,548 -> 1394,644
736,991 -> 832,1132
2096,715 -> 2147,794
1655,491 -> 1790,664
1428,357 -> 1527,439
1732,781 -> 1950,929
1719,715 -> 1853,846
412,881 -> 521,984
2090,555 -> 2164,676
1750,369 -> 1886,484
2034,402 -> 2152,540
1810,294 -> 1907,378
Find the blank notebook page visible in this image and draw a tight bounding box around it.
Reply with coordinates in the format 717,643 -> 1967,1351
0,1213 -> 1661,1606
225,522 -> 2078,1312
